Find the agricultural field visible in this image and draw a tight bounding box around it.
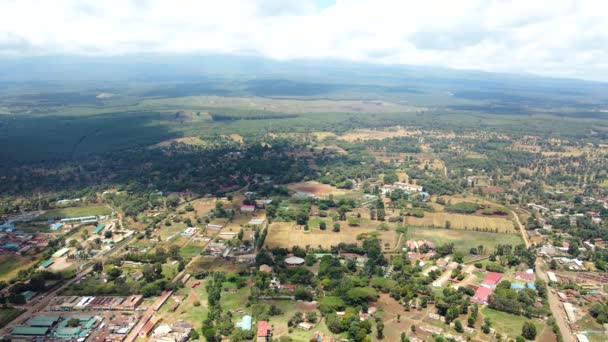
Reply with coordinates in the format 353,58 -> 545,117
405,227 -> 523,253
338,127 -> 417,142
287,181 -> 348,197
38,205 -> 112,220
405,212 -> 517,233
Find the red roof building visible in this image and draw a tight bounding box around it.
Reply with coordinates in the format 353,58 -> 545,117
241,205 -> 256,212
257,321 -> 271,338
471,286 -> 492,305
481,272 -> 503,288
515,271 -> 535,282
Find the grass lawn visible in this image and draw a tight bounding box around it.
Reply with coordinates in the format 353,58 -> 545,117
0,308 -> 25,328
0,254 -> 40,281
405,226 -> 523,254
180,245 -> 204,258
38,205 -> 112,220
171,280 -> 209,326
406,212 -> 516,233
481,307 -> 543,340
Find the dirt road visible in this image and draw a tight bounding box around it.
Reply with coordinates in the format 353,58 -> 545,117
512,210 -> 575,341
512,210 -> 531,248
536,259 -> 576,342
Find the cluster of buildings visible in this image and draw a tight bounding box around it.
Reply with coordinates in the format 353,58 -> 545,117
471,272 -> 503,305
45,295 -> 143,312
382,181 -> 423,194
0,229 -> 48,255
405,239 -> 435,251
150,321 -> 193,342
11,315 -> 101,340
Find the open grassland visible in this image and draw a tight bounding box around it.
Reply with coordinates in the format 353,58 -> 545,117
405,227 -> 523,253
0,308 -> 24,329
406,212 -> 516,233
434,195 -> 499,207
141,95 -> 420,114
0,254 -> 43,281
481,308 -> 548,341
265,222 -> 397,249
38,205 -> 112,220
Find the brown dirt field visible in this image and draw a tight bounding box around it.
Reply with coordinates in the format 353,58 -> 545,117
339,127 -> 418,142
152,137 -> 205,147
287,181 -> 346,196
48,256 -> 76,271
265,222 -> 397,249
225,134 -> 244,143
537,325 -> 558,342
311,131 -> 337,141
190,198 -> 225,216
376,293 -> 436,342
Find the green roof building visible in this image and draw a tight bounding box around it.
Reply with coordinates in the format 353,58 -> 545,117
40,259 -> 54,268
28,315 -> 59,327
12,326 -> 49,336
93,223 -> 105,234
55,326 -> 85,338
20,291 -> 37,301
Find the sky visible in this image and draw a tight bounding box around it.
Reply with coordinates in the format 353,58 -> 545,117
1,0 -> 608,81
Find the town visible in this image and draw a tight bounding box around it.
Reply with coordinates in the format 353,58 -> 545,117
1,125 -> 607,342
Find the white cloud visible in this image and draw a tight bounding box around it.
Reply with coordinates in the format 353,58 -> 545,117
1,0 -> 608,81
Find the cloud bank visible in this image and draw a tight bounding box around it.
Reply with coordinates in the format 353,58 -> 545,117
1,0 -> 607,81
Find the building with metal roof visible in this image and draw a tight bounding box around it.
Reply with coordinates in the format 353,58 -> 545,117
285,256 -> 305,266
93,223 -> 105,234
40,259 -> 54,268
27,315 -> 59,327
52,247 -> 70,258
12,326 -> 50,336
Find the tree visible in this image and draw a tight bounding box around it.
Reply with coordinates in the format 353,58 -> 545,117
66,318 -> 80,327
319,221 -> 327,230
522,321 -> 537,340
106,267 -> 122,281
454,320 -> 464,333
550,259 -> 558,270
333,223 -> 341,232
482,318 -> 491,334
376,320 -> 384,339
306,311 -> 318,324
446,307 -> 460,324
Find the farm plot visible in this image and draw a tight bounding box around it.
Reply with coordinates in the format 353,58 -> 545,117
406,212 -> 516,233
265,222 -> 397,249
287,181 -> 348,197
405,227 -> 523,254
